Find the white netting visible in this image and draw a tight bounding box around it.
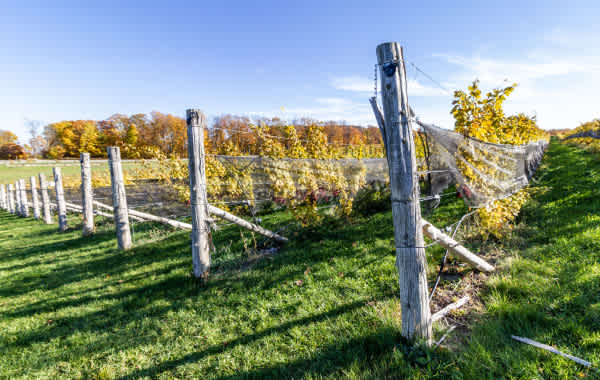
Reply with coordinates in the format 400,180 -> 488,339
417,121 -> 548,207
53,122 -> 547,219
195,123 -> 547,210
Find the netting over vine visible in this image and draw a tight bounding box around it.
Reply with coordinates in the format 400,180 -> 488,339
200,122 -> 547,211
416,121 -> 547,208
66,120 -> 547,224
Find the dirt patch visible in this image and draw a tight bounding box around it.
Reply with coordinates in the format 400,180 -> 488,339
429,244 -> 509,348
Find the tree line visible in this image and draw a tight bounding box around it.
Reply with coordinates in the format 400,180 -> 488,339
0,112 -> 383,159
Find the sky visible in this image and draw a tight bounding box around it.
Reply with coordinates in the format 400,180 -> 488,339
1,0 -> 599,143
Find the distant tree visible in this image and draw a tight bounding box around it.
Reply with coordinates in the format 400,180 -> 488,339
0,143 -> 27,159
79,121 -> 102,156
29,135 -> 48,157
43,120 -> 100,158
149,111 -> 187,156
0,130 -> 18,146
23,119 -> 45,155
125,123 -> 139,146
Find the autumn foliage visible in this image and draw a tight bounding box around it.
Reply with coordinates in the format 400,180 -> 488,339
452,80 -> 546,237
563,119 -> 600,152
0,130 -> 27,159
39,112 -> 383,160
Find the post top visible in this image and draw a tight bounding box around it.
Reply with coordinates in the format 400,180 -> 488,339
107,146 -> 121,160
186,109 -> 207,127
376,42 -> 403,65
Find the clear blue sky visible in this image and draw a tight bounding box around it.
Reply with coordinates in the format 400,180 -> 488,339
1,0 -> 599,142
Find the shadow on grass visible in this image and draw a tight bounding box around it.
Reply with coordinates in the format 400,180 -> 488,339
1,205 -> 401,376
114,294 -> 397,380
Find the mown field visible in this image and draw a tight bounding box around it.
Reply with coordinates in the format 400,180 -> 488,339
0,161 -> 142,184
0,139 -> 599,379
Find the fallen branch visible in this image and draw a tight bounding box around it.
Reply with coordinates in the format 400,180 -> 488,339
511,335 -> 593,368
432,296 -> 469,323
207,204 -> 288,243
422,219 -> 495,272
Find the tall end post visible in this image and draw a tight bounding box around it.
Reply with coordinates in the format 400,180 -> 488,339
376,42 -> 432,343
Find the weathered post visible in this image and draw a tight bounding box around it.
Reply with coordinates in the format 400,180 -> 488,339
107,147 -> 132,250
15,181 -> 22,216
0,184 -> 6,210
39,173 -> 53,224
80,153 -> 95,235
186,109 -> 212,278
53,167 -> 68,231
20,179 -> 30,217
30,176 -> 40,220
375,42 -> 432,342
7,183 -> 15,214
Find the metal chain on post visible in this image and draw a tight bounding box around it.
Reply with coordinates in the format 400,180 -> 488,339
373,63 -> 378,101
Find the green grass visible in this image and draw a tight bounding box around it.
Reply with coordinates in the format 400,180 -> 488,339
1,140 -> 599,379
0,162 -> 141,184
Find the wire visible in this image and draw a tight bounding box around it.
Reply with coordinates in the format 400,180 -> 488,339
408,61 -> 452,95
420,192 -> 457,202
429,209 -> 478,302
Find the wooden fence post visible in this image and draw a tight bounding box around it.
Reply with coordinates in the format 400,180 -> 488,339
15,181 -> 22,216
186,109 -> 212,278
30,176 -> 40,220
7,183 -> 15,214
20,179 -> 30,217
0,184 -> 6,210
375,42 -> 432,342
80,153 -> 95,235
22,179 -> 30,217
53,167 -> 68,232
107,147 -> 132,250
39,173 -> 53,224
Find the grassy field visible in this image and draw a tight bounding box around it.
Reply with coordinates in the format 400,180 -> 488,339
0,161 -> 141,184
0,140 -> 599,379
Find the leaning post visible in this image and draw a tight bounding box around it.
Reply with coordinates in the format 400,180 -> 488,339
53,167 -> 68,231
80,153 -> 95,235
39,173 -> 53,224
186,109 -> 212,278
375,42 -> 432,343
30,176 -> 40,220
107,147 -> 132,250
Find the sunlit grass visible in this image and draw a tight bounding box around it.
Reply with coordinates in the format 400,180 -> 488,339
0,140 -> 599,378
